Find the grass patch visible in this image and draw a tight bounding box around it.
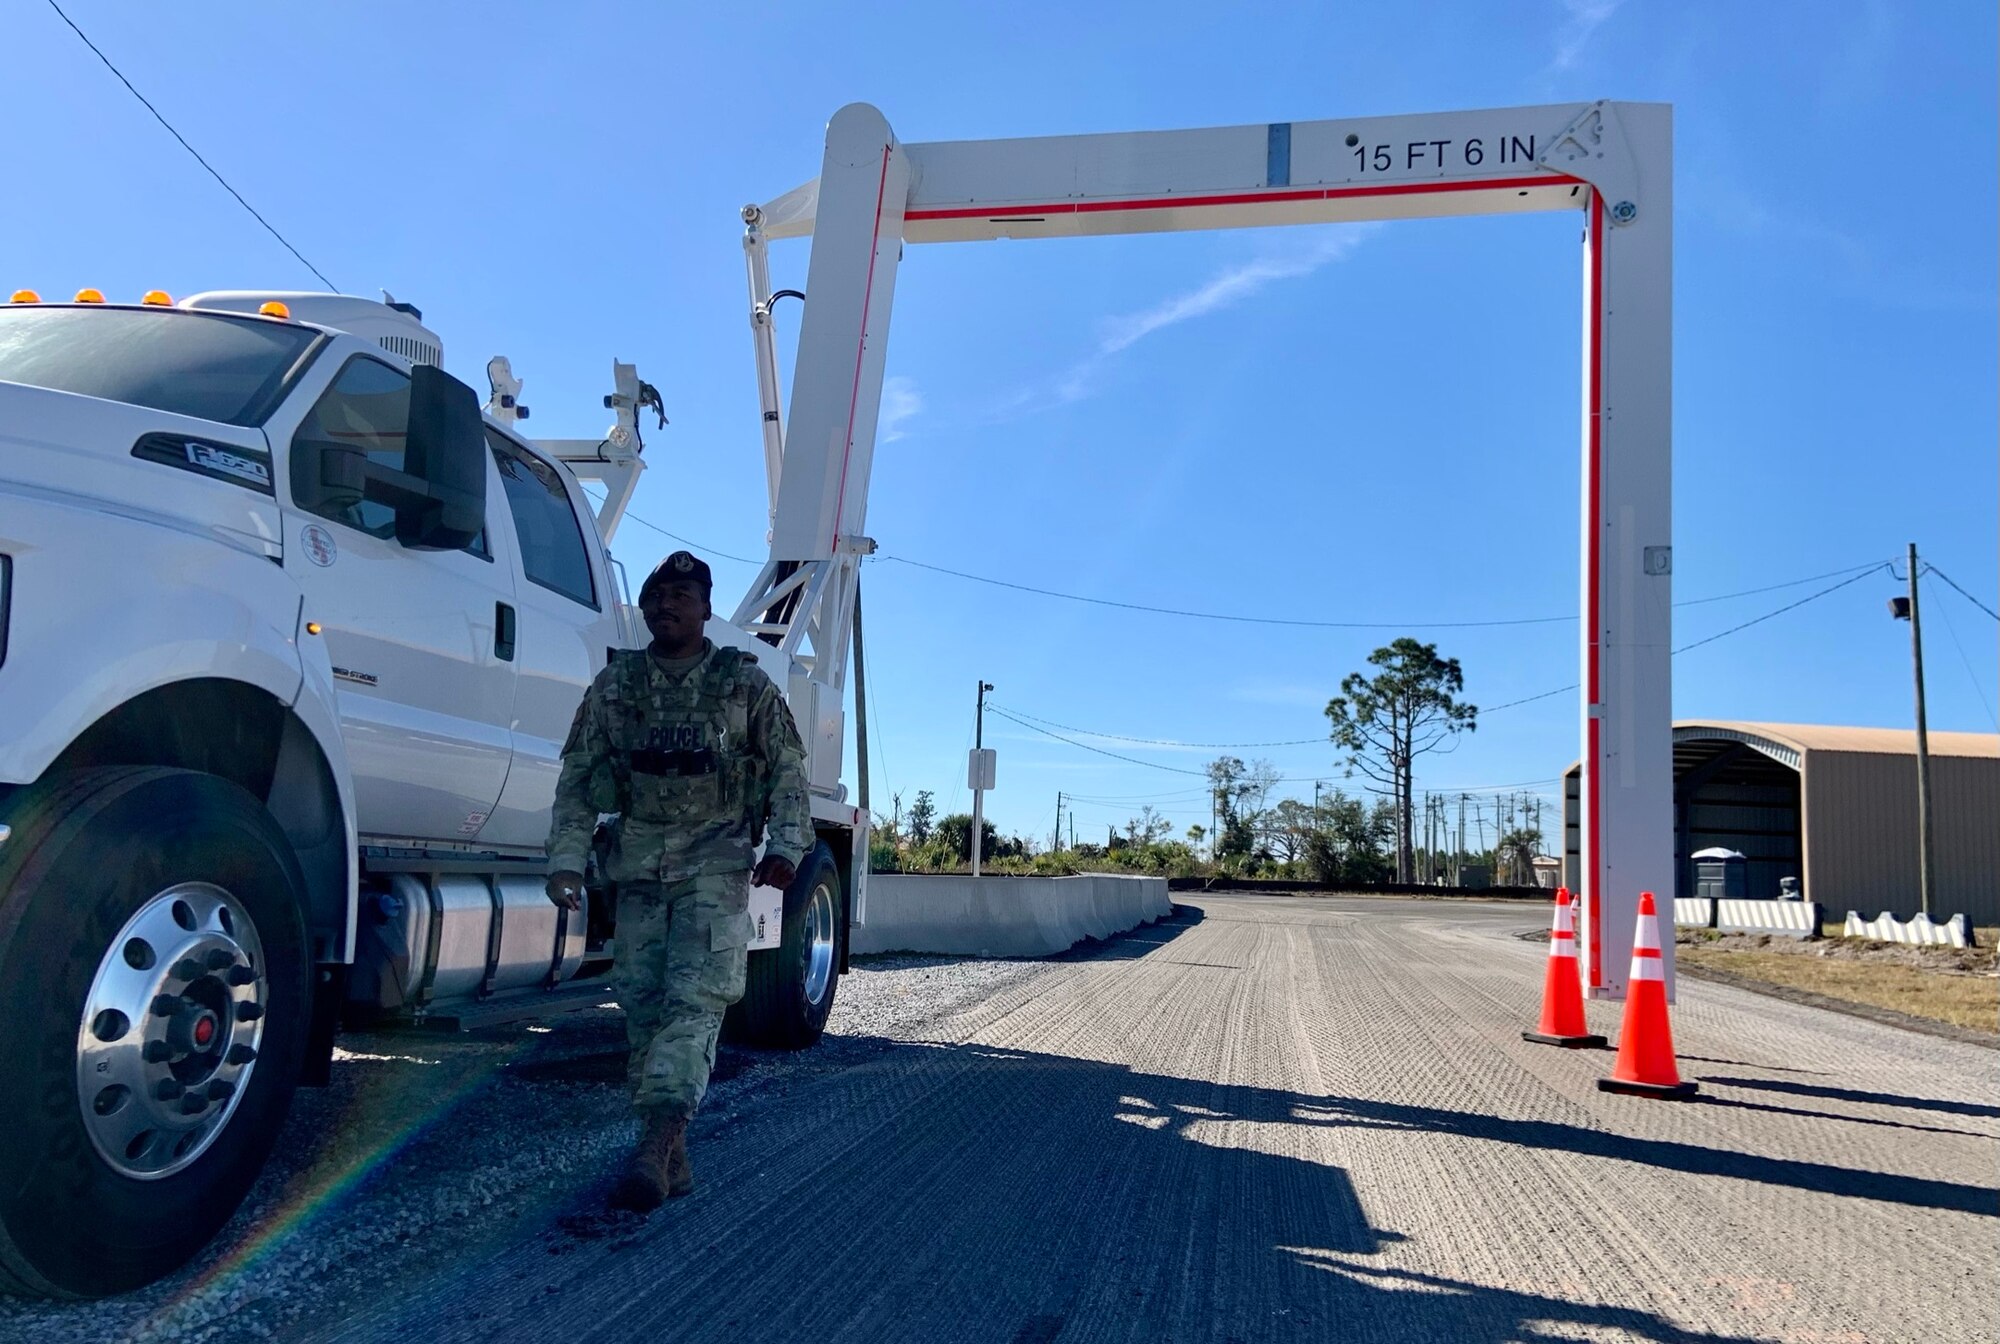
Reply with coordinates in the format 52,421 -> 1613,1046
1677,943 -> 1998,1034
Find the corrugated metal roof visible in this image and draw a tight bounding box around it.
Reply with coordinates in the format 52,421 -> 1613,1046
1563,722 -> 2000,775
1676,721 -> 2000,760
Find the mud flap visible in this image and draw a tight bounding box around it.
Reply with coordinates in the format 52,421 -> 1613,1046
301,964 -> 346,1086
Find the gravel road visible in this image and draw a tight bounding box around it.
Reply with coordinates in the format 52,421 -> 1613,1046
5,893 -> 1994,1343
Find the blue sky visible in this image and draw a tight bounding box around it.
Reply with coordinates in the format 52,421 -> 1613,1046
8,1 -> 1995,845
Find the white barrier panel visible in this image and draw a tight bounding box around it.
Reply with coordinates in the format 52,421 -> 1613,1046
1842,910 -> 1972,948
1673,898 -> 1715,929
1714,900 -> 1824,939
852,874 -> 1172,958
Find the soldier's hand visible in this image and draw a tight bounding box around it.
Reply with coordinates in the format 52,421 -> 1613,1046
545,870 -> 586,910
752,855 -> 797,891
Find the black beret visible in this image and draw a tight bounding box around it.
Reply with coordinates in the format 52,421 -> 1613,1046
640,550 -> 712,601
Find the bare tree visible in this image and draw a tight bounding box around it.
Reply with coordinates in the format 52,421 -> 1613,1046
1237,759 -> 1282,826
1325,639 -> 1477,882
1124,805 -> 1172,846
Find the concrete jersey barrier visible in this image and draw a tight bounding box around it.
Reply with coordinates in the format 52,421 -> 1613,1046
1843,910 -> 1974,948
1715,899 -> 1823,939
1673,897 -> 1715,929
1675,897 -> 1821,938
853,873 -> 1172,958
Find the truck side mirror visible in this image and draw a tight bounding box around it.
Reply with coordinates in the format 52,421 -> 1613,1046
395,365 -> 487,550
297,439 -> 366,514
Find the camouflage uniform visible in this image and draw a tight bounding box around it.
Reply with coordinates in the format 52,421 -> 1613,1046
548,639 -> 811,1119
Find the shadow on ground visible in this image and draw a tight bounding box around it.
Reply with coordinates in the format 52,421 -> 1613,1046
1700,1074 -> 2000,1120
316,1021 -> 1946,1344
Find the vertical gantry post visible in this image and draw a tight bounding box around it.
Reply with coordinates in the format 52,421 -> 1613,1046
741,104 -> 909,801
1577,103 -> 1674,1000
770,103 -> 910,564
742,208 -> 788,535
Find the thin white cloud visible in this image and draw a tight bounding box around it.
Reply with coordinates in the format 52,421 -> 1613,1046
1098,229 -> 1374,355
989,226 -> 1377,419
1551,0 -> 1623,71
879,375 -> 921,442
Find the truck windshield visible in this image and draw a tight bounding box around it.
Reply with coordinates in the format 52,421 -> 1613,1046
0,306 -> 318,427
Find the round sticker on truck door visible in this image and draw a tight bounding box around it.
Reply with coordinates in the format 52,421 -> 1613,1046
301,524 -> 338,567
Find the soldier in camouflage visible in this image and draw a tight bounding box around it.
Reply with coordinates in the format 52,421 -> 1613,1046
545,549 -> 811,1212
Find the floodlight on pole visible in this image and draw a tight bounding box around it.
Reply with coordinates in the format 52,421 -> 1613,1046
970,681 -> 996,876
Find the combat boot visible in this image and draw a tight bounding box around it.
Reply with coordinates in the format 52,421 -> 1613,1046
665,1125 -> 694,1198
609,1112 -> 684,1213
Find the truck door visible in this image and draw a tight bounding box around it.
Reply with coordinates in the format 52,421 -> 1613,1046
476,429 -> 624,849
273,352 -> 519,845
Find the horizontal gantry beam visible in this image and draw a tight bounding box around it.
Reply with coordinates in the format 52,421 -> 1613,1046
760,101 -> 1650,243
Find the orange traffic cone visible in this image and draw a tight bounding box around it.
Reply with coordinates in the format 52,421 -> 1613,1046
1596,892 -> 1698,1099
1522,888 -> 1606,1048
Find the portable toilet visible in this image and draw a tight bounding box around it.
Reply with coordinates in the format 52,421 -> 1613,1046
1691,847 -> 1748,900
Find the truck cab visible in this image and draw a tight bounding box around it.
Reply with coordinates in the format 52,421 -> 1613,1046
0,289 -> 853,1298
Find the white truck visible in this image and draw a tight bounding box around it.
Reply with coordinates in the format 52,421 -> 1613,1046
0,288 -> 869,1298
2,92 -> 1671,1302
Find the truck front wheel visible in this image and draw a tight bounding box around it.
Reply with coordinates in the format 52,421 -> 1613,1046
731,841 -> 841,1049
0,767 -> 311,1298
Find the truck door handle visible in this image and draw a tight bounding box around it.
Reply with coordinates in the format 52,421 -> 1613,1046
495,602 -> 517,661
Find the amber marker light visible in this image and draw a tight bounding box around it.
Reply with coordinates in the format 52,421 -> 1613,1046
258,301 -> 291,319
305,622 -> 323,635
141,290 -> 173,306
9,289 -> 40,303
74,288 -> 105,303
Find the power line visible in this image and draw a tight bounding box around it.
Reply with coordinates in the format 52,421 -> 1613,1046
1481,684 -> 1578,713
1475,563 -> 1892,712
614,502 -> 1893,643
45,0 -> 336,291
611,503 -> 763,566
1669,564 -> 1888,655
986,708 -> 1212,777
991,705 -> 1323,749
1672,559 -> 1892,607
875,554 -> 1893,631
1922,563 -> 1999,622
1926,572 -> 1999,731
995,567 -> 1894,779
877,555 -> 1572,629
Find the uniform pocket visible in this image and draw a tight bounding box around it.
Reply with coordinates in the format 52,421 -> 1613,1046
709,910 -> 758,952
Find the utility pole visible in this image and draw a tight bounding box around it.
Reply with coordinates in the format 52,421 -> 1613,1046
1457,793 -> 1467,887
1053,791 -> 1063,854
1893,543 -> 1936,916
970,680 -> 995,877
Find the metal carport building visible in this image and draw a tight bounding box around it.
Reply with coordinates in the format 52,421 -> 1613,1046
1564,722 -> 2000,927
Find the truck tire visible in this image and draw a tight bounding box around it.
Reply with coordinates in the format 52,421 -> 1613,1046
732,841 -> 841,1049
0,767 -> 312,1298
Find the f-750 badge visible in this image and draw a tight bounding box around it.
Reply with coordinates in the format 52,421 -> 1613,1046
185,441 -> 271,487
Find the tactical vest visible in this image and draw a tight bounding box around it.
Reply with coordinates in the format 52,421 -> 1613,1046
591,645 -> 769,847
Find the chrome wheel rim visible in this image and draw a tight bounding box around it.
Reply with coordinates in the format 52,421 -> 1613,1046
802,879 -> 837,1007
76,882 -> 268,1180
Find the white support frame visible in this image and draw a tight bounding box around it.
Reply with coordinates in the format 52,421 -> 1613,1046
749,100 -> 1673,998
486,356 -> 653,547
